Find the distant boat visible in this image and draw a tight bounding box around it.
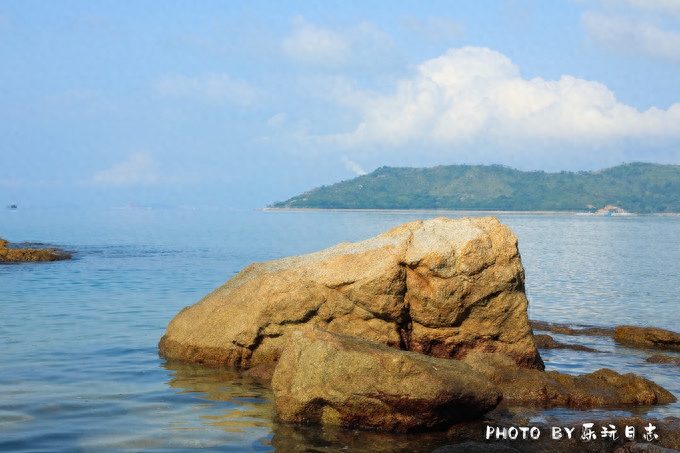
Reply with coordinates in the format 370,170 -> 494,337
6,204 -> 18,210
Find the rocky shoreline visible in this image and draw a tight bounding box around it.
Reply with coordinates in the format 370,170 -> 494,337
0,238 -> 71,262
159,217 -> 679,452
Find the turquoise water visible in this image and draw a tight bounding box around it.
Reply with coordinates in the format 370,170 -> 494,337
1,208 -> 679,452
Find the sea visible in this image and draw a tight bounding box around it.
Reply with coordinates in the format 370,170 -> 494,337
1,208 -> 679,452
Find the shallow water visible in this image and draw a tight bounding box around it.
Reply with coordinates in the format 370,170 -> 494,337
1,208 -> 678,451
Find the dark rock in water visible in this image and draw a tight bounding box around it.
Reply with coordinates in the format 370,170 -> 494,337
646,354 -> 680,367
616,443 -> 680,453
272,327 -> 502,432
463,352 -> 676,408
531,320 -> 614,337
160,217 -> 544,371
432,442 -> 520,452
615,326 -> 680,352
0,238 -> 71,262
534,333 -> 601,353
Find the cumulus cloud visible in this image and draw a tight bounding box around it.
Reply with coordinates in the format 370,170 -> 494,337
281,17 -> 396,69
153,73 -> 257,106
316,47 -> 680,158
582,12 -> 680,60
92,151 -> 160,186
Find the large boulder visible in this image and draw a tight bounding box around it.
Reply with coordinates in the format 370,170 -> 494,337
159,216 -> 543,370
271,327 -> 501,432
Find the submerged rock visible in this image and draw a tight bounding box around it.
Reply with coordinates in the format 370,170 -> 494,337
534,333 -> 600,353
615,326 -> 680,352
463,352 -> 676,408
159,217 -> 543,370
272,327 -> 501,432
0,238 -> 71,262
530,320 -> 614,337
646,354 -> 680,367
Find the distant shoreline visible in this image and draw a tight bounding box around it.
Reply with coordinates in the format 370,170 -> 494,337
261,207 -> 680,216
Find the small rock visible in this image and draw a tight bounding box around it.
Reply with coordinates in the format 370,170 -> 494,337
0,238 -> 71,262
534,334 -> 600,352
272,327 -> 502,432
530,320 -> 614,337
646,354 -> 680,367
615,326 -> 680,352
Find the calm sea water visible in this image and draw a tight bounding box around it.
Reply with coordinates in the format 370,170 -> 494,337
1,208 -> 679,452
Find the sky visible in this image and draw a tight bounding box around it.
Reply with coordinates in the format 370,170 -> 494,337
2,0 -> 680,209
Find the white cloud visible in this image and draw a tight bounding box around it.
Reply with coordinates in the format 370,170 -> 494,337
92,151 -> 160,186
267,112 -> 288,128
341,156 -> 367,176
153,73 -> 257,106
314,47 -> 680,160
282,18 -> 351,66
281,17 -> 396,69
582,12 -> 680,60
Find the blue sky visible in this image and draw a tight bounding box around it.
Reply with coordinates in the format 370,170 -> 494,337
2,0 -> 680,209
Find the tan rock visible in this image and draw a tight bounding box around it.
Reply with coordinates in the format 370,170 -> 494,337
615,326 -> 680,352
271,327 -> 501,432
159,217 -> 543,370
464,352 -> 676,408
646,354 -> 680,367
534,333 -> 601,352
0,238 -> 71,262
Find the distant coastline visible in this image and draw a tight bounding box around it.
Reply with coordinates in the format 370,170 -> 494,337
270,162 -> 680,214
261,207 -> 680,216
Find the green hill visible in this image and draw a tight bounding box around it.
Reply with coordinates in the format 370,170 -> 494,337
271,163 -> 680,213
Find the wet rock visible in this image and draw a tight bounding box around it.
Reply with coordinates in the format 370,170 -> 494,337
463,352 -> 676,408
0,238 -> 71,262
271,327 -> 502,432
615,326 -> 680,352
646,354 -> 680,367
534,334 -> 601,353
160,217 -> 543,370
531,320 -> 614,337
615,443 -> 680,453
432,442 -> 520,452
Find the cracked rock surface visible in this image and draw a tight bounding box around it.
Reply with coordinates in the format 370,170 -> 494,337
159,216 -> 543,370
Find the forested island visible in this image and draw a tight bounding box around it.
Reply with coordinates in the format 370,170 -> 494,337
271,162 -> 680,213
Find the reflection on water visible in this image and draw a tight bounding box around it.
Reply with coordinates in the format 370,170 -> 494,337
271,423 -> 450,453
161,360 -> 275,447
162,360 -> 454,452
